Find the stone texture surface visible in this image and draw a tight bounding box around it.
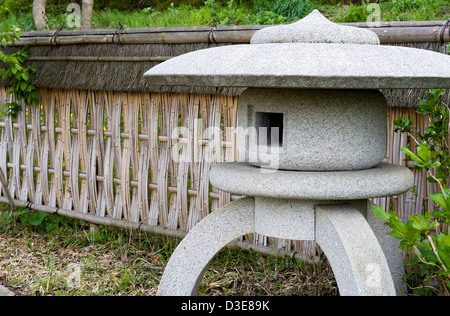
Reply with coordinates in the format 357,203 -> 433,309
315,204 -> 396,296
0,285 -> 14,296
157,197 -> 255,296
255,197 -> 316,241
237,88 -> 387,171
210,162 -> 414,200
144,42 -> 450,90
251,9 -> 380,45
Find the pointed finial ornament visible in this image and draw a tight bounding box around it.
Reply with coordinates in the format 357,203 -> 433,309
251,9 -> 380,45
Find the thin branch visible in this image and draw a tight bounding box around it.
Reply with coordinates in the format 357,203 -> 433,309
407,131 -> 420,146
426,234 -> 448,273
428,170 -> 447,199
412,245 -> 441,271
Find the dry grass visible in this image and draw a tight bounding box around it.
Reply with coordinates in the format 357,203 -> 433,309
0,210 -> 338,296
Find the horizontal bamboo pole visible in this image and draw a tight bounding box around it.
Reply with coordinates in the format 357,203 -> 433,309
3,161 -> 243,201
0,121 -> 234,147
27,56 -> 172,62
20,25 -> 265,37
372,26 -> 450,43
0,196 -> 312,262
4,21 -> 449,46
345,20 -> 448,28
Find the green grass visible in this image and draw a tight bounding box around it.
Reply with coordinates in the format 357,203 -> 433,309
0,0 -> 448,32
0,206 -> 338,296
1,206 -> 441,296
1,206 -> 442,296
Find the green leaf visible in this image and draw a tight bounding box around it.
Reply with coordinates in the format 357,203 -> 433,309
393,116 -> 413,133
430,160 -> 441,169
431,210 -> 445,219
437,233 -> 450,247
437,246 -> 450,270
409,214 -> 433,235
416,143 -> 433,162
26,211 -> 47,226
388,229 -> 405,240
371,205 -> 390,221
430,192 -> 447,209
401,147 -> 423,164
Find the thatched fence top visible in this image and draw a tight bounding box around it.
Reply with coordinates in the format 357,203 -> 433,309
1,20 -> 449,100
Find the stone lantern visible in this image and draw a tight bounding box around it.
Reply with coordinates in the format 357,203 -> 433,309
144,11 -> 450,296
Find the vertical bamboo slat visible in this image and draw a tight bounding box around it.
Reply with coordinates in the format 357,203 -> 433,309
103,91 -> 114,217
148,93 -> 161,225
137,93 -> 151,223
187,95 -> 201,231
167,94 -> 180,229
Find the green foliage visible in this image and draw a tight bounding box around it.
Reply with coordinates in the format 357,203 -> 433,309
333,0 -> 449,22
374,88 -> 450,295
0,4 -> 10,17
393,115 -> 413,133
334,1 -> 371,23
1,0 -> 448,31
2,0 -> 32,15
2,207 -> 47,227
0,27 -> 39,117
395,89 -> 450,184
270,0 -> 322,22
372,204 -> 449,295
379,0 -> 447,21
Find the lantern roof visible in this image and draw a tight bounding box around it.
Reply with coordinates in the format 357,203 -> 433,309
144,10 -> 450,89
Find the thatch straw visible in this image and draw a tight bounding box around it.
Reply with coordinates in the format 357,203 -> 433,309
0,42 -> 244,95
0,40 -> 447,100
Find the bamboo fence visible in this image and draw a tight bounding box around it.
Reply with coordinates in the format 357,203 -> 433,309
0,20 -> 449,257
0,89 -> 445,257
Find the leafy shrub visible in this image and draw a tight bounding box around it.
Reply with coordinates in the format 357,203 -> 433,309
0,28 -> 39,117
373,89 -> 450,296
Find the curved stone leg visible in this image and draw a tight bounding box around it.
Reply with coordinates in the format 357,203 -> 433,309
315,204 -> 396,296
157,197 -> 255,296
366,201 -> 406,295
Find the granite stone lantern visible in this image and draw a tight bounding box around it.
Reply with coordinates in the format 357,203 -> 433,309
144,11 -> 450,296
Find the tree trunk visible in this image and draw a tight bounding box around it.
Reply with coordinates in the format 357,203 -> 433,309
32,0 -> 49,31
81,0 -> 94,30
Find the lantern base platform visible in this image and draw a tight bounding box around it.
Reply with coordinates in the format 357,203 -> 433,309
210,162 -> 413,200
156,197 -> 406,296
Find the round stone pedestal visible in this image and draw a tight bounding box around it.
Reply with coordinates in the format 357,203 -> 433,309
157,162 -> 413,296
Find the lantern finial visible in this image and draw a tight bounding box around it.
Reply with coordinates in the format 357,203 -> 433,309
250,9 -> 380,45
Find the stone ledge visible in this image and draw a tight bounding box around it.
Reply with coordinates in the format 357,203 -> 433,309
210,162 -> 414,200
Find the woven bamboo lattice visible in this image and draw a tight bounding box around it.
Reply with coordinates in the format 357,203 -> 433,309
0,85 -> 444,256
0,87 -> 241,224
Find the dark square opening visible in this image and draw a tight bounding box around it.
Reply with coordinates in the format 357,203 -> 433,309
255,112 -> 283,147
